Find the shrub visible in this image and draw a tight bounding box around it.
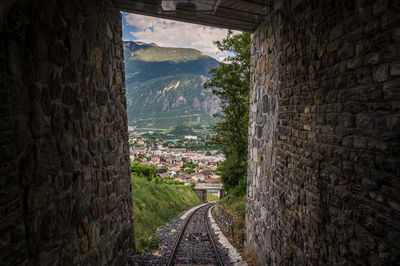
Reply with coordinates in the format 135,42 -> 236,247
232,175 -> 247,197
138,235 -> 160,252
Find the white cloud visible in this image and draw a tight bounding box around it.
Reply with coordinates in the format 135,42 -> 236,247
124,13 -> 238,60
126,13 -> 167,29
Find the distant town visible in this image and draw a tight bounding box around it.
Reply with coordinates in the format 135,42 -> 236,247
128,125 -> 224,184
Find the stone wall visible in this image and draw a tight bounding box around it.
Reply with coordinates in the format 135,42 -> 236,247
0,0 -> 134,265
214,204 -> 234,237
246,0 -> 400,265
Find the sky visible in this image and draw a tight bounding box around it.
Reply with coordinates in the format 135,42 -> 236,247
121,12 -> 237,61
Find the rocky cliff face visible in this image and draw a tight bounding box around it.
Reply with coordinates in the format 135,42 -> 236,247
123,41 -> 221,129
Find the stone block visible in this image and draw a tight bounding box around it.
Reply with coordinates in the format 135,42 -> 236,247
62,85 -> 76,106
90,47 -> 103,70
338,43 -> 355,61
373,64 -> 389,82
389,62 -> 400,76
96,90 -> 109,106
329,24 -> 344,41
382,79 -> 400,99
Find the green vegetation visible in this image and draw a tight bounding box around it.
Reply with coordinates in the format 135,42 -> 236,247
126,73 -> 219,129
219,194 -> 246,219
180,160 -> 197,174
206,191 -> 220,202
131,162 -> 184,184
131,162 -> 167,181
215,194 -> 246,253
129,124 -> 220,151
138,235 -> 160,253
204,31 -> 251,195
131,175 -> 203,253
182,168 -> 195,174
170,124 -> 194,135
152,177 -> 185,185
182,161 -> 197,168
174,141 -> 219,151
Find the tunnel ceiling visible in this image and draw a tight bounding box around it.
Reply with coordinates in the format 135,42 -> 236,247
115,0 -> 268,31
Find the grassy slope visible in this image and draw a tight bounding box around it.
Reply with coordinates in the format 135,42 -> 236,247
131,175 -> 204,252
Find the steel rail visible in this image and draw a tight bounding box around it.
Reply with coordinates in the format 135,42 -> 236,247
167,204 -> 207,266
205,204 -> 224,266
167,203 -> 223,266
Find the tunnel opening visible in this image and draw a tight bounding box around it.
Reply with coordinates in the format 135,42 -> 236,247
1,0 -> 399,265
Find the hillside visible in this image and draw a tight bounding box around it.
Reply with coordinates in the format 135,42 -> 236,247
124,41 -> 221,129
131,175 -> 203,252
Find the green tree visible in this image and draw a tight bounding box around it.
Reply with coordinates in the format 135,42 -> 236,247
180,161 -> 197,174
131,161 -> 154,181
204,30 -> 250,193
171,124 -> 194,135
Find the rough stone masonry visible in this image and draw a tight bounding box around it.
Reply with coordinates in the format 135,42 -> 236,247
246,0 -> 400,265
1,0 -> 400,265
1,0 -> 134,265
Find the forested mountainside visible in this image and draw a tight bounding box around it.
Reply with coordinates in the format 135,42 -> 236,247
124,41 -> 221,129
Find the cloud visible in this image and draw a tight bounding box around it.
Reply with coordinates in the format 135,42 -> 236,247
125,13 -> 167,29
124,13 -> 238,60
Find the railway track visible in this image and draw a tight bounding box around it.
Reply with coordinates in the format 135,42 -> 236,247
167,203 -> 224,266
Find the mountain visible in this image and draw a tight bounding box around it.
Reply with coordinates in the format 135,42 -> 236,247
123,41 -> 221,129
